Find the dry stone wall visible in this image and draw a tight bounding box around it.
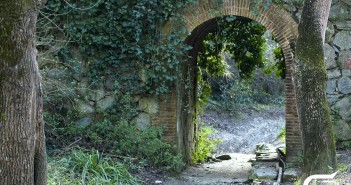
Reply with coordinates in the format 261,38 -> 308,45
325,0 -> 351,146
41,0 -> 351,160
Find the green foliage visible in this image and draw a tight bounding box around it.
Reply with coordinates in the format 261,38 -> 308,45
277,126 -> 286,142
192,123 -> 222,164
48,150 -> 140,185
338,163 -> 350,173
38,0 -> 195,95
198,16 -> 267,80
49,113 -> 185,172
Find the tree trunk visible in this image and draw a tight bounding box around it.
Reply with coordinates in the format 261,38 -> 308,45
295,0 -> 337,181
0,1 -> 47,184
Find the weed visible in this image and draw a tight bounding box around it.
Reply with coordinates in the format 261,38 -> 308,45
48,149 -> 140,185
192,123 -> 222,164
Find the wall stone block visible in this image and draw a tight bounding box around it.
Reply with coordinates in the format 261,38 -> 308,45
334,96 -> 351,121
338,76 -> 351,94
77,101 -> 95,115
334,31 -> 351,50
324,44 -> 337,69
336,21 -> 351,30
139,97 -> 159,114
334,119 -> 351,141
96,96 -> 115,111
135,113 -> 151,130
326,80 -> 337,94
328,68 -> 342,79
329,3 -> 350,21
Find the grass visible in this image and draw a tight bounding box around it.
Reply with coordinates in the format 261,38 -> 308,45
48,149 -> 141,185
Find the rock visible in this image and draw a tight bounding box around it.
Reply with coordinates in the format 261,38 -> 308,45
325,22 -> 335,43
334,120 -> 351,141
334,97 -> 351,121
88,88 -> 105,101
342,69 -> 351,77
283,168 -> 301,182
324,44 -> 337,69
337,76 -> 351,94
96,96 -> 115,111
249,166 -> 278,181
326,80 -> 337,94
134,113 -> 151,130
341,0 -> 351,6
338,51 -> 351,70
139,97 -> 158,114
105,78 -> 116,91
45,68 -> 68,79
155,180 -> 162,184
216,154 -> 231,160
77,78 -> 89,95
334,31 -> 351,50
336,21 -> 351,30
327,94 -> 343,106
329,3 -> 350,21
77,102 -> 95,114
75,116 -> 93,128
328,69 -> 341,79
255,143 -> 278,162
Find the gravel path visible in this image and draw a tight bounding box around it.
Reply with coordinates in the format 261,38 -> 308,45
163,107 -> 286,185
201,107 -> 285,154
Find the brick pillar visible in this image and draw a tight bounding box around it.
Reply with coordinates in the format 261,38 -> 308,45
285,66 -> 303,163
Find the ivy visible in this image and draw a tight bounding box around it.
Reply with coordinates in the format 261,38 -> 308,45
38,0 -> 195,95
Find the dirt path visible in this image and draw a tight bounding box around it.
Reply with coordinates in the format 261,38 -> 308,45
201,107 -> 285,154
162,107 -> 286,185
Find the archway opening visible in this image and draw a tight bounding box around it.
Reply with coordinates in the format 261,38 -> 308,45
179,15 -> 287,183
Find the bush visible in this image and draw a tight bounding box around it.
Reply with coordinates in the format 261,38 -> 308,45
192,123 -> 222,164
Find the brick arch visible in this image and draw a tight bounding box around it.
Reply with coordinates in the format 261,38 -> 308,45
160,0 -> 302,164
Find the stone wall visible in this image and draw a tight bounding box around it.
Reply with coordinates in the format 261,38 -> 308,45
41,0 -> 351,164
325,0 -> 351,147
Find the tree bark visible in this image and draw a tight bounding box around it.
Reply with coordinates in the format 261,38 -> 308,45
0,1 -> 47,184
295,0 -> 337,181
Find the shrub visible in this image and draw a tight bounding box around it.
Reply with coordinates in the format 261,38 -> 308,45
192,123 -> 222,164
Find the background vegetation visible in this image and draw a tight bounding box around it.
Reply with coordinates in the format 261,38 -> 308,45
37,0 -> 285,183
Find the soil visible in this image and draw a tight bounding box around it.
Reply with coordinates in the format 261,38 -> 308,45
135,107 -> 351,185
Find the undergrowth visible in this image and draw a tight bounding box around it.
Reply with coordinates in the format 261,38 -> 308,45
48,149 -> 140,185
47,117 -> 185,172
192,122 -> 222,164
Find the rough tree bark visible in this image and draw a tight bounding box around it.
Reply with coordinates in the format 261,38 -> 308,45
0,0 -> 47,184
295,0 -> 337,181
